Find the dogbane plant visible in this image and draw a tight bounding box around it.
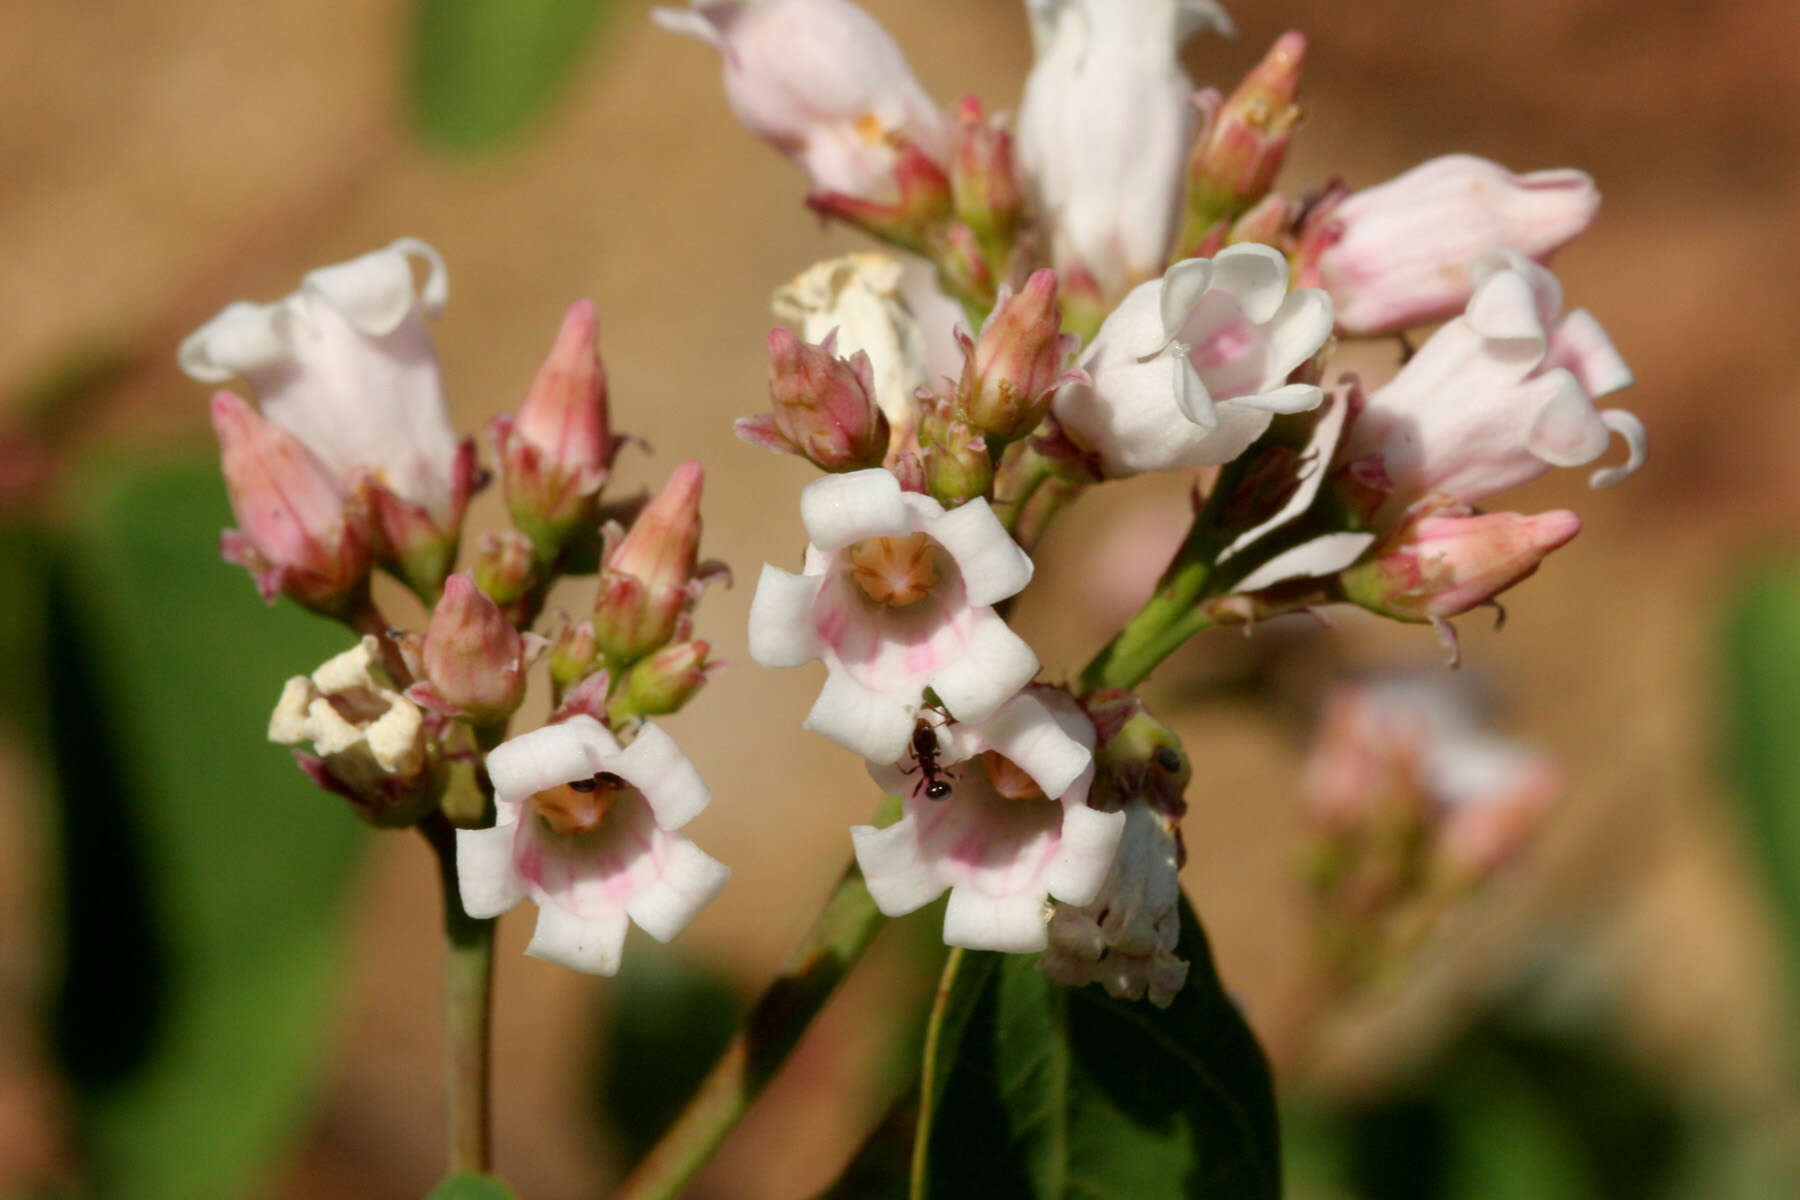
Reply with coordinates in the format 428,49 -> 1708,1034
182,0 -> 1648,1192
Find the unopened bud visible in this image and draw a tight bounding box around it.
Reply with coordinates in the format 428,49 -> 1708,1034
594,462 -> 704,666
212,390 -> 373,617
612,640 -> 712,722
471,530 -> 536,614
956,269 -> 1076,440
549,616 -> 600,700
1181,32 -> 1306,250
937,220 -> 994,308
919,401 -> 993,508
1227,192 -> 1293,247
950,95 -> 1025,262
738,328 -> 889,471
1341,508 -> 1581,622
1091,705 -> 1191,817
495,299 -> 614,554
416,573 -> 538,724
806,140 -> 953,258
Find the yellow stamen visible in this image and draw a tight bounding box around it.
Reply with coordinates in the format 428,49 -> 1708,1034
848,533 -> 941,607
852,112 -> 886,144
982,753 -> 1046,802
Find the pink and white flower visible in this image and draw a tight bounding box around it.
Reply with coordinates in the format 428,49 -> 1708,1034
178,238 -> 478,594
1054,244 -> 1333,476
1343,251 -> 1645,509
747,468 -> 1037,762
1296,155 -> 1601,336
1017,0 -> 1233,301
457,716 -> 730,975
653,0 -> 949,199
852,688 -> 1125,952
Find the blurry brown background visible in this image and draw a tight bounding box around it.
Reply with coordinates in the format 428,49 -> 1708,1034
2,0 -> 1798,1195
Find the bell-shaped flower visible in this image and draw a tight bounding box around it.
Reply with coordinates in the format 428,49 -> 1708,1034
653,0 -> 949,199
493,299 -> 615,553
457,716 -> 730,975
1017,0 -> 1231,302
1038,801 -> 1188,1006
1342,251 -> 1645,508
747,468 -> 1037,762
852,689 -> 1125,952
178,239 -> 478,597
1296,155 -> 1600,336
269,636 -> 440,827
1054,244 -> 1333,476
210,389 -> 373,615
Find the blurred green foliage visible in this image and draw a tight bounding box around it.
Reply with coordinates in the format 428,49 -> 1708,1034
410,0 -> 619,152
29,461 -> 366,1198
425,1173 -> 521,1199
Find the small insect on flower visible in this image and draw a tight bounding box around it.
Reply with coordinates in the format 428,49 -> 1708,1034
906,720 -> 954,800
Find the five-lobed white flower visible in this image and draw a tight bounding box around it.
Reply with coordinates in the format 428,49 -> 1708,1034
1038,800 -> 1188,1006
1017,0 -> 1233,302
269,636 -> 428,793
457,716 -> 730,976
747,468 -> 1039,763
653,0 -> 950,199
178,238 -> 462,526
1343,250 -> 1645,508
853,689 -> 1126,953
1054,244 -> 1334,477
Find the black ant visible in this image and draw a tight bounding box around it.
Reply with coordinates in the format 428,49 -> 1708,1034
567,771 -> 627,794
906,720 -> 954,800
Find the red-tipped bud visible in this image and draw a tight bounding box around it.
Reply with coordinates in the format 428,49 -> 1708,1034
416,573 -> 537,724
807,140 -> 953,257
938,220 -> 994,307
1341,508 -> 1581,622
594,462 -> 705,666
919,398 -> 994,508
612,639 -> 713,722
549,616 -> 600,701
740,328 -> 889,471
211,390 -> 372,616
956,269 -> 1078,440
950,95 -> 1025,258
471,529 -> 537,624
1228,192 -> 1294,247
1180,32 -> 1306,249
495,299 -> 614,553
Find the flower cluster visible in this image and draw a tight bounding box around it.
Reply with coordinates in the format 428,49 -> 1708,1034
664,0 -> 1645,997
183,243 -> 729,975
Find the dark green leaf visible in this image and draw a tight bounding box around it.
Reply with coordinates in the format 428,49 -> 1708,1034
48,461 -> 365,1198
915,896 -> 1280,1199
1722,562 -> 1800,985
410,0 -> 617,152
426,1172 -> 522,1200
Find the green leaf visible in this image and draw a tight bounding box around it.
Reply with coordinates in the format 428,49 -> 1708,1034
1723,562 -> 1800,984
410,0 -> 617,152
46,460 -> 366,1198
914,896 -> 1280,1199
426,1173 -> 522,1200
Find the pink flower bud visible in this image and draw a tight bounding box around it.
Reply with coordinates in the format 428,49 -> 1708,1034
806,141 -> 953,257
471,530 -> 536,612
1341,508 -> 1581,621
594,462 -> 705,666
614,639 -> 713,721
919,400 -> 994,508
211,390 -> 372,615
549,616 -> 601,700
416,573 -> 537,724
654,0 -> 949,199
956,269 -> 1078,440
496,300 -> 614,549
738,328 -> 889,471
1294,155 -> 1600,335
950,95 -> 1025,255
1180,32 -> 1305,252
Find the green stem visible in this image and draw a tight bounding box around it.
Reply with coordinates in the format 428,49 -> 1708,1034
423,814 -> 496,1176
610,862 -> 888,1200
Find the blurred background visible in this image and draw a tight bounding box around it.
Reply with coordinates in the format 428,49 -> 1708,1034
2,0 -> 1799,1196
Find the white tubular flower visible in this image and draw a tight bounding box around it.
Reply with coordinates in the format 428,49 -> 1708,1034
653,0 -> 949,198
1039,801 -> 1188,1006
178,238 -> 462,528
1054,244 -> 1334,476
1343,251 -> 1646,506
1017,0 -> 1232,301
1301,155 -> 1601,336
852,689 -> 1125,953
747,468 -> 1038,763
457,717 -> 730,976
772,253 -> 938,432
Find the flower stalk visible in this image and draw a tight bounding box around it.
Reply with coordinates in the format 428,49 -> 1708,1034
423,812 -> 497,1176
